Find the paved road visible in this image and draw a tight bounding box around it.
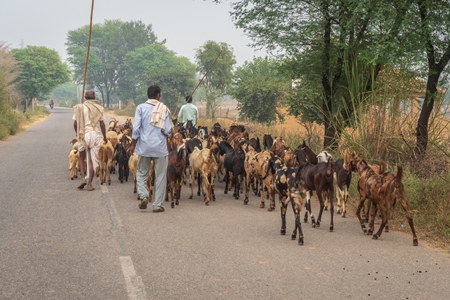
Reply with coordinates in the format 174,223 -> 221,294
1,107 -> 449,300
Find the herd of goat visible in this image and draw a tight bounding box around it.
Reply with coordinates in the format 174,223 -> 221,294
68,117 -> 418,246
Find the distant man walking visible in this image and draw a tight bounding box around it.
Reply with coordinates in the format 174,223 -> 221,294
73,90 -> 107,191
178,95 -> 198,127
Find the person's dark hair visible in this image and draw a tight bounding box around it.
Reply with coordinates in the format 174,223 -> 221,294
147,85 -> 161,99
85,90 -> 95,100
185,95 -> 192,103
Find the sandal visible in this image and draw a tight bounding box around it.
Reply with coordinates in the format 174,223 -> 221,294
87,185 -> 95,191
152,206 -> 165,213
78,179 -> 87,189
139,197 -> 149,210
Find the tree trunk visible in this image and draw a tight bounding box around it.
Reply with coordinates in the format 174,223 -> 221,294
415,73 -> 439,155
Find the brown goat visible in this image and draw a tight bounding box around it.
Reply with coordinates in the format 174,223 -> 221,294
98,140 -> 114,185
243,144 -> 275,210
189,144 -> 219,205
68,139 -> 79,180
350,153 -> 418,246
166,145 -> 186,208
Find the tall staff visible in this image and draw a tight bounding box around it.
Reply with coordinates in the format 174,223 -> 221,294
81,0 -> 95,103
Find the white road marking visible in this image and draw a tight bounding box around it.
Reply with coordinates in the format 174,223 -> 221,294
100,179 -> 148,300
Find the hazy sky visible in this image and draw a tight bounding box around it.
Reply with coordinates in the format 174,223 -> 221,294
0,0 -> 266,66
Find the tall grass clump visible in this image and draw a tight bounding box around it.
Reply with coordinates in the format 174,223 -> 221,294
0,42 -> 24,140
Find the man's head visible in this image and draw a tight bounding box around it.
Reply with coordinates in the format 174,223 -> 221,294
147,85 -> 161,99
185,95 -> 192,103
85,90 -> 96,100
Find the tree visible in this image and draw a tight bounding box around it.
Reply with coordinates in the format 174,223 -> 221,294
122,44 -> 197,111
66,20 -> 162,107
51,82 -> 79,102
12,46 -> 70,109
0,42 -> 21,112
230,57 -> 289,125
214,0 -> 414,149
413,0 -> 450,155
195,41 -> 236,119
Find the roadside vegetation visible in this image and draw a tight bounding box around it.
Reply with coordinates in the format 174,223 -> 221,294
2,1 -> 450,252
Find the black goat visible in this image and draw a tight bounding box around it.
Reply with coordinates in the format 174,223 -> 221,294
218,141 -> 246,199
115,143 -> 130,183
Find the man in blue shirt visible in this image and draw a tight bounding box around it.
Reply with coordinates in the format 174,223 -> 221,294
128,85 -> 172,212
178,95 -> 198,126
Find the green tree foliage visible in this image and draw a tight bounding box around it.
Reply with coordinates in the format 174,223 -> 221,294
51,82 -> 78,102
66,19 -> 161,107
195,41 -> 236,119
215,0 -> 415,149
12,46 -> 70,106
121,44 -> 196,111
230,57 -> 289,125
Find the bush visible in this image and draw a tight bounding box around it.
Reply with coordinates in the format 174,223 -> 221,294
0,110 -> 22,139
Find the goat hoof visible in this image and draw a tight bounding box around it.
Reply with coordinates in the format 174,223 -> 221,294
205,202 -> 209,206
244,200 -> 249,205
280,229 -> 286,235
372,234 -> 379,240
171,203 -> 174,208
260,203 -> 265,208
189,196 -> 193,199
298,240 -> 304,246
291,234 -> 296,240
267,207 -> 273,212
329,227 -> 334,232
413,239 -> 419,246
224,190 -> 228,194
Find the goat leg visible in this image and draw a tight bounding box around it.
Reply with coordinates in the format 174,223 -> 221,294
280,196 -> 287,235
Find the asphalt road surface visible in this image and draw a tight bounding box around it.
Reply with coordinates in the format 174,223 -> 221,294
0,107 -> 449,300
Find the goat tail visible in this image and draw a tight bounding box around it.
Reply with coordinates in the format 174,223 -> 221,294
396,165 -> 403,182
326,157 -> 333,176
262,157 -> 273,180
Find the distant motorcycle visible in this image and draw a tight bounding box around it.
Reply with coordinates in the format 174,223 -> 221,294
49,103 -> 54,109
49,100 -> 54,109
